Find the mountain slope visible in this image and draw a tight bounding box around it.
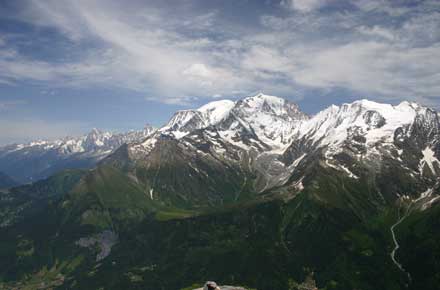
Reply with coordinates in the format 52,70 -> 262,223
119,94 -> 309,205
0,169 -> 86,228
282,99 -> 440,197
51,95 -> 440,236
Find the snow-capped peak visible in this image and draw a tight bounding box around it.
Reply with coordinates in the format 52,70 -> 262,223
159,93 -> 308,150
1,126 -> 156,155
161,99 -> 236,138
236,93 -> 306,119
240,93 -> 285,109
296,99 -> 430,156
198,99 -> 235,124
227,93 -> 308,150
84,128 -> 111,149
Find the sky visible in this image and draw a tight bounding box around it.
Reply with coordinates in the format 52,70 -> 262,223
0,0 -> 440,144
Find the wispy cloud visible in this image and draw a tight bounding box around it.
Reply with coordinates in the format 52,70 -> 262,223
281,0 -> 329,13
290,42 -> 440,98
0,0 -> 439,106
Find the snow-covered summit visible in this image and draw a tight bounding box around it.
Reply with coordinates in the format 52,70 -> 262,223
298,100 -> 417,147
235,93 -> 305,119
160,100 -> 235,138
155,94 -> 438,157
159,93 -> 308,150
230,93 -> 308,150
198,100 -> 235,124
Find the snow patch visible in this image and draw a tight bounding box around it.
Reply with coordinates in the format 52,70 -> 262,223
422,196 -> 440,210
340,164 -> 359,179
198,100 -> 235,124
297,99 -> 419,157
419,147 -> 439,175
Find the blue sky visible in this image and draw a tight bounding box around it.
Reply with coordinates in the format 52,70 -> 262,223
0,0 -> 440,144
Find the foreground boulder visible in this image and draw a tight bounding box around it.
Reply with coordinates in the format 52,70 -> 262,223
194,281 -> 247,290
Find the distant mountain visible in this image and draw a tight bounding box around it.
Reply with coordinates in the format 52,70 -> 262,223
0,125 -> 155,184
0,171 -> 17,189
1,94 -> 440,290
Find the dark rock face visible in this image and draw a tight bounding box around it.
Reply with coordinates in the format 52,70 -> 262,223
363,110 -> 386,128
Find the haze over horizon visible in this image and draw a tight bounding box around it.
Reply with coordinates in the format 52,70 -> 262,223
1,0 -> 440,144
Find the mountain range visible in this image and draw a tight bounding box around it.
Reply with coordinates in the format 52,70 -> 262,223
0,93 -> 439,290
0,125 -> 155,184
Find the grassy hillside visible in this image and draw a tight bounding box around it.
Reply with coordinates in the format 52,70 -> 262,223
0,153 -> 439,289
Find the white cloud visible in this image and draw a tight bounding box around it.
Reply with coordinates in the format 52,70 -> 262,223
0,51 -> 122,88
183,63 -> 212,79
281,0 -> 329,13
292,42 -> 440,97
